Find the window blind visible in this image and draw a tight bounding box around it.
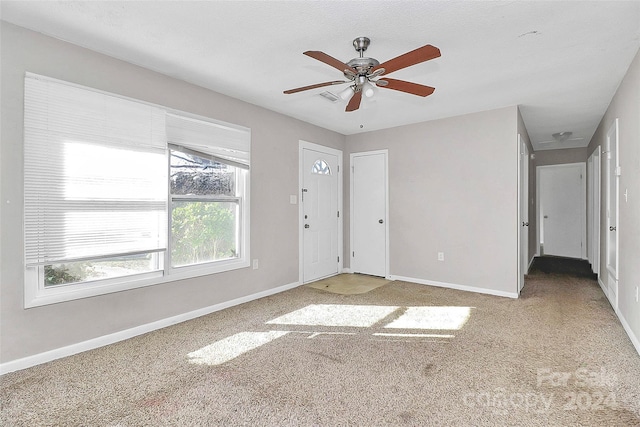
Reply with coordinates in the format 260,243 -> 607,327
166,113 -> 250,169
24,73 -> 168,266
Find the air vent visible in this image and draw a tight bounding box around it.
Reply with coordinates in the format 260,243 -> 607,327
319,91 -> 339,102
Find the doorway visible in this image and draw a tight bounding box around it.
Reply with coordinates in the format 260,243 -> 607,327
299,141 -> 343,283
537,163 -> 586,259
350,150 -> 389,278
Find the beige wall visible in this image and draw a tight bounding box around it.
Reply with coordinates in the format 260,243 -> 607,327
0,23 -> 345,363
587,48 -> 640,348
345,107 -> 519,296
534,147 -> 588,167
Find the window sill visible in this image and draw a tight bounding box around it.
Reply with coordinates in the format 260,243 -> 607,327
24,258 -> 250,308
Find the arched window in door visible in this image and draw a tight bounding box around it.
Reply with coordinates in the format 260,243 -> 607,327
312,159 -> 331,175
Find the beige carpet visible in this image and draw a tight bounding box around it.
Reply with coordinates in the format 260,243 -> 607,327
2,270 -> 640,426
305,273 -> 391,295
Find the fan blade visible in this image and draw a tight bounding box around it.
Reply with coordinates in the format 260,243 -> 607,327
345,90 -> 362,112
376,78 -> 435,97
304,51 -> 358,74
373,44 -> 440,75
284,81 -> 348,94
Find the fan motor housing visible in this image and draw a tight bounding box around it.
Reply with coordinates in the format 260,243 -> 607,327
346,57 -> 380,76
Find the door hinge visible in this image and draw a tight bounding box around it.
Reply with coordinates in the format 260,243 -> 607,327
352,165 -> 354,173
337,256 -> 340,263
337,165 -> 339,173
337,211 -> 340,218
352,251 -> 355,257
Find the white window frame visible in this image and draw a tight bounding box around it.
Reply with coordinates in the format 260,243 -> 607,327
167,144 -> 249,274
24,74 -> 250,308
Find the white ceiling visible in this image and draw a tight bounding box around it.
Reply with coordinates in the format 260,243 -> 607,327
2,1 -> 639,151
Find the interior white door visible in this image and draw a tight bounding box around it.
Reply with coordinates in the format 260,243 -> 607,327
538,164 -> 585,259
351,151 -> 387,277
605,119 -> 619,304
302,148 -> 338,282
519,138 -> 529,292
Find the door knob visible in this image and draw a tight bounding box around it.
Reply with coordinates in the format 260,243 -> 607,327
522,222 -> 529,227
304,224 -> 310,229
378,219 -> 384,224
610,226 -> 616,231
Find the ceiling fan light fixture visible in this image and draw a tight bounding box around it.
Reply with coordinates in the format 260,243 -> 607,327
552,131 -> 573,142
338,86 -> 355,100
363,80 -> 377,98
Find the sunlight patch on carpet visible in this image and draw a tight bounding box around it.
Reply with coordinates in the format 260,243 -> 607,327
266,304 -> 399,327
187,331 -> 289,366
384,306 -> 472,330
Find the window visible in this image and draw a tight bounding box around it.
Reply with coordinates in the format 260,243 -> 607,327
24,73 -> 250,307
312,159 -> 331,175
170,147 -> 242,268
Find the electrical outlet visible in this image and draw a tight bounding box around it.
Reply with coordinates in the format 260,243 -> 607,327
252,259 -> 259,270
437,252 -> 445,261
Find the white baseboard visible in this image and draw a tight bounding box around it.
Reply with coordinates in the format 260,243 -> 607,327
618,310 -> 640,356
0,281 -> 301,375
342,269 -> 394,281
389,275 -> 519,299
597,277 -> 639,356
599,275 -> 619,313
598,277 -> 609,302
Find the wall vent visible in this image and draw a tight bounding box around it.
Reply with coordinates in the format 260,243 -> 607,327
319,91 -> 339,102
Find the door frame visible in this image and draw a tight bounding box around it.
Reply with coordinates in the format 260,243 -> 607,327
517,134 -> 529,294
605,118 -> 619,309
536,162 -> 587,259
298,140 -> 343,284
587,147 -> 601,275
349,149 -> 390,278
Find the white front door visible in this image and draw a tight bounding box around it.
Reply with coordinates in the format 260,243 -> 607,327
351,150 -> 388,277
518,137 -> 529,292
302,147 -> 339,282
538,163 -> 586,259
605,119 -> 619,305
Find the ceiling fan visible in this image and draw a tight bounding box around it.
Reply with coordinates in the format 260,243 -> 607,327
284,37 -> 441,112
538,131 -> 584,144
